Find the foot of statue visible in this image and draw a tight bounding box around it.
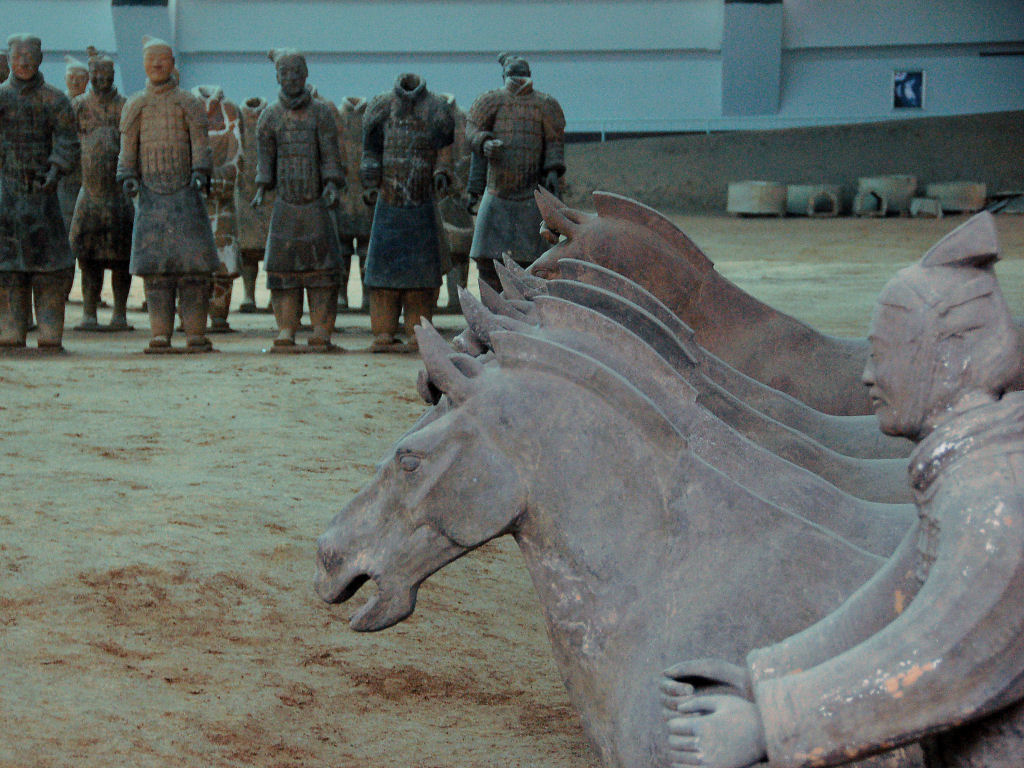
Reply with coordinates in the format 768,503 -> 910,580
37,338 -> 64,352
148,335 -> 171,350
308,335 -> 344,353
239,301 -> 257,314
0,335 -> 27,347
371,334 -> 402,353
209,317 -> 234,333
185,334 -> 213,351
108,314 -> 133,331
76,315 -> 100,331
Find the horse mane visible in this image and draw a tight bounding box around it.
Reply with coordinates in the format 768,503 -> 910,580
489,329 -> 688,453
553,258 -> 698,345
545,280 -> 699,373
591,191 -> 715,274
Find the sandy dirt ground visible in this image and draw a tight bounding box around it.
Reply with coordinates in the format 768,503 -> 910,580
2,212 -> 1022,768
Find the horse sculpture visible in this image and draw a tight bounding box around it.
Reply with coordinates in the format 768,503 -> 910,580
467,276 -> 910,503
528,187 -> 875,415
316,315 -> 914,768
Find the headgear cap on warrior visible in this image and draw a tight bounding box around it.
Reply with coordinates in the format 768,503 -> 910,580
497,52 -> 530,78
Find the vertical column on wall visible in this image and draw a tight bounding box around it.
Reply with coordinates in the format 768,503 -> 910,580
721,0 -> 783,116
110,0 -> 173,95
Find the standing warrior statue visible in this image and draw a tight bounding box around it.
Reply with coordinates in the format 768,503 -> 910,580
234,95 -> 273,313
360,72 -> 454,353
336,95 -> 372,311
253,48 -> 345,352
70,46 -> 133,331
465,52 -> 565,292
661,213 -> 1024,768
192,84 -> 241,333
57,54 -> 89,232
0,34 -> 79,351
117,35 -> 218,353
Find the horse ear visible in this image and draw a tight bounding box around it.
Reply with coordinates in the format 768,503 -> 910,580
415,321 -> 480,405
501,254 -> 549,293
592,191 -> 715,273
460,287 -> 532,348
478,279 -> 530,320
921,211 -> 999,269
495,260 -> 528,301
534,186 -> 591,239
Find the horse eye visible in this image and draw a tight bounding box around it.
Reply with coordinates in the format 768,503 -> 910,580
398,454 -> 421,472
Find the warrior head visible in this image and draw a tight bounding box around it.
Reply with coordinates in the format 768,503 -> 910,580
64,54 -> 89,97
7,34 -> 42,82
85,46 -> 115,95
864,213 -> 1021,440
497,52 -> 530,80
269,48 -> 308,100
0,52 -> 8,83
142,35 -> 175,86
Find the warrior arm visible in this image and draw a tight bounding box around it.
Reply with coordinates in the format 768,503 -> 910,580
359,94 -> 388,189
465,90 -> 500,156
540,95 -> 567,176
183,93 -> 212,174
752,481 -> 1024,768
315,102 -> 344,188
747,523 -> 921,683
254,108 -> 277,191
48,92 -> 80,176
116,96 -> 142,183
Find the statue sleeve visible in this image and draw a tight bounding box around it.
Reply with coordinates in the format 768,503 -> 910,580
466,152 -> 487,197
752,475 -> 1024,768
116,95 -> 143,183
185,94 -> 212,174
254,108 -> 276,190
48,93 -> 80,175
316,103 -> 344,186
541,96 -> 566,176
359,94 -> 388,189
465,91 -> 499,156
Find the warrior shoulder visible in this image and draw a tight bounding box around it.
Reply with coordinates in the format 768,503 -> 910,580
121,91 -> 148,130
364,92 -> 392,129
468,88 -> 506,120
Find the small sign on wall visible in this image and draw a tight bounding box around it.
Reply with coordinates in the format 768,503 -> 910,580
893,70 -> 925,109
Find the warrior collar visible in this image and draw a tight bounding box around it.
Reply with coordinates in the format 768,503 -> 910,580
10,71 -> 44,94
394,74 -> 426,102
146,78 -> 177,96
279,85 -> 311,111
92,86 -> 119,103
909,390 -> 1024,496
505,77 -> 534,97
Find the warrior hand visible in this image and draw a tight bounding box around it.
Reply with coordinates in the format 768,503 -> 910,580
251,186 -> 265,208
466,191 -> 480,215
322,182 -> 339,209
36,165 -> 60,193
190,171 -> 209,193
665,695 -> 766,768
122,178 -> 140,198
544,169 -> 560,195
433,173 -> 450,197
664,659 -> 753,700
482,139 -> 503,160
362,188 -> 378,207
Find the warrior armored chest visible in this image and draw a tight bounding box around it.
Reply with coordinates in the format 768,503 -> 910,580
275,107 -> 323,204
138,93 -> 194,193
78,93 -> 124,198
488,95 -> 546,197
381,113 -> 436,207
0,88 -> 59,194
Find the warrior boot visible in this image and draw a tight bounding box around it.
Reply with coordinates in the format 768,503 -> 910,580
110,269 -> 133,330
179,276 -> 213,350
358,249 -> 369,311
77,262 -> 104,330
307,285 -> 341,351
239,254 -> 260,312
143,277 -> 176,350
270,287 -> 303,348
209,275 -> 234,332
402,288 -> 437,353
369,287 -> 403,351
33,270 -> 74,349
0,273 -> 31,347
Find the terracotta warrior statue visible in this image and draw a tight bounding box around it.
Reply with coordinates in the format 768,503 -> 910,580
0,34 -> 79,350
192,84 -> 241,332
360,72 -> 454,352
57,54 -> 88,231
336,95 -> 372,311
69,47 -> 133,331
117,35 -> 219,353
466,52 -> 565,292
234,95 -> 272,313
253,48 -> 345,352
661,212 -> 1024,768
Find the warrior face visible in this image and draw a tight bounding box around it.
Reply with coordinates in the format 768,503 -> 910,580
143,47 -> 174,85
66,68 -> 89,97
276,57 -> 307,99
89,61 -> 115,94
9,40 -> 41,82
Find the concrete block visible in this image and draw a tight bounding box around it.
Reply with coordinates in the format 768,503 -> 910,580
786,184 -> 842,217
853,191 -> 888,217
727,181 -> 786,216
910,197 -> 944,218
925,182 -> 987,213
856,175 -> 918,214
